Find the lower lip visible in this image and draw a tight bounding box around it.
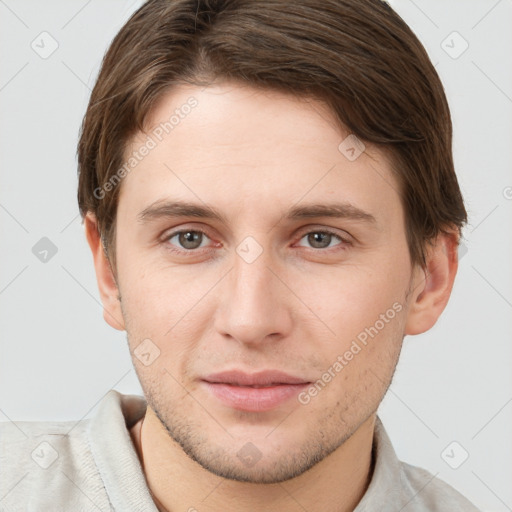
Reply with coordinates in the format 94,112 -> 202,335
202,381 -> 309,412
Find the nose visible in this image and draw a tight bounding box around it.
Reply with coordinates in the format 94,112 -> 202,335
214,246 -> 294,347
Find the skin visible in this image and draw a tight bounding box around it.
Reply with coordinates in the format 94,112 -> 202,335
85,81 -> 458,512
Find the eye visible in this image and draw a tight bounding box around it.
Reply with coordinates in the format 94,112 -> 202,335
296,230 -> 346,249
166,230 -> 211,250
161,227 -> 350,254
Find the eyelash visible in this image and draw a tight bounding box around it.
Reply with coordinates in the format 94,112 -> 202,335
162,227 -> 351,255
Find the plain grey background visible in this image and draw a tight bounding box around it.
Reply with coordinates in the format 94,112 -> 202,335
0,1 -> 511,510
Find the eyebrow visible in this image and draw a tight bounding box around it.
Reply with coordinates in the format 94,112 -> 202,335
137,200 -> 376,225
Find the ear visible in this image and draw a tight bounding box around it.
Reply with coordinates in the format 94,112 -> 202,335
404,231 -> 459,336
84,213 -> 125,331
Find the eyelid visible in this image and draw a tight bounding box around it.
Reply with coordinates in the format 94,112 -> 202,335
160,223 -> 214,241
294,225 -> 353,245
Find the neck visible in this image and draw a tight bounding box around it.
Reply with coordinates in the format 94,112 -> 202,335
130,410 -> 375,512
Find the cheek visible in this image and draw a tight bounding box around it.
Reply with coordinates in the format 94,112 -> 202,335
296,259 -> 410,342
117,258 -> 219,372
296,300 -> 406,419
291,256 -> 410,405
118,254 -> 204,324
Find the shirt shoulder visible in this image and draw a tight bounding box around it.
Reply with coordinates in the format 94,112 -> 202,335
398,460 -> 481,511
355,417 -> 481,512
0,418 -> 112,512
0,391 -> 154,512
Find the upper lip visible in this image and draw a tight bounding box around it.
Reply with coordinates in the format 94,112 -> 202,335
202,370 -> 310,386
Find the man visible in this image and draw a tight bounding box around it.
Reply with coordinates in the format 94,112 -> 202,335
0,0 -> 480,510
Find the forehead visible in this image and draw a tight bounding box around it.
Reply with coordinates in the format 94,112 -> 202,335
118,82 -> 402,226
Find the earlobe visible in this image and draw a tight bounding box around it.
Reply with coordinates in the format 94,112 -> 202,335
84,213 -> 125,331
404,232 -> 459,336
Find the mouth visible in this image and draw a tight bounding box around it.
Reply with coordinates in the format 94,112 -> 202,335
201,370 -> 311,412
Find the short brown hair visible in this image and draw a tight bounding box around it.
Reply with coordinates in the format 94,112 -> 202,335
77,0 -> 466,268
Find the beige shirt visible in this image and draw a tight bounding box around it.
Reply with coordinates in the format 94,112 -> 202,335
0,390 -> 480,511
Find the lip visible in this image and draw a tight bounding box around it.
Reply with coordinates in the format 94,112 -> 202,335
201,370 -> 310,412
203,370 -> 309,386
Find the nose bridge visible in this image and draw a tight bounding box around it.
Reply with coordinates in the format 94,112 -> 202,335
215,242 -> 292,345
233,250 -> 273,306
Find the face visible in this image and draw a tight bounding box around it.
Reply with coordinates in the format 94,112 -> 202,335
110,82 -> 417,483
